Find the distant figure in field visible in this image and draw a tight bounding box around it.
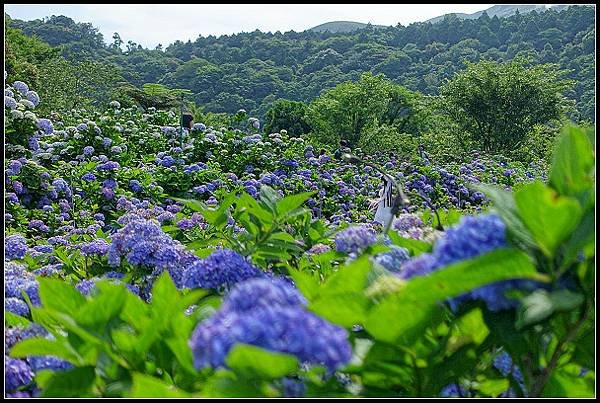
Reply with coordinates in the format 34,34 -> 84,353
372,175 -> 395,226
334,140 -> 351,160
182,113 -> 194,130
418,144 -> 430,164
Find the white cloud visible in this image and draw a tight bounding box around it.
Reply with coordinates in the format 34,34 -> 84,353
5,4 -> 495,48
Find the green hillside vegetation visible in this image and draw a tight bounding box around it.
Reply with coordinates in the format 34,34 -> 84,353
308,21 -> 387,33
5,6 -> 594,121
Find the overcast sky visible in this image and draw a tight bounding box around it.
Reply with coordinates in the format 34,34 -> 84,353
6,4 -> 501,48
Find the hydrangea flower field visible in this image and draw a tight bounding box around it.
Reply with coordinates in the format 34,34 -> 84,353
4,79 -> 595,398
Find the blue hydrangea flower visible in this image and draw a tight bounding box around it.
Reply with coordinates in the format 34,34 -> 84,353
79,239 -> 110,256
26,91 -> 40,106
5,357 -> 34,392
5,298 -> 30,317
398,214 -> 542,312
182,249 -> 265,291
220,278 -> 307,314
373,245 -> 410,272
81,172 -> 96,182
27,355 -> 73,373
13,80 -> 29,95
5,95 -> 17,110
189,306 -> 352,372
36,118 -> 54,135
334,226 -> 377,254
129,180 -> 142,192
32,244 -> 54,254
6,234 -> 28,260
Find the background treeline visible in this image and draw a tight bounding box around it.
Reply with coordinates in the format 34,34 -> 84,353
5,6 -> 595,120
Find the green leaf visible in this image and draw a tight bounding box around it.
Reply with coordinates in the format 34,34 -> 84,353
38,277 -> 87,316
151,272 -> 180,316
475,377 -> 510,397
275,191 -> 313,217
288,268 -> 320,301
225,343 -> 299,379
318,255 -> 372,297
10,337 -> 81,364
201,370 -> 263,397
561,208 -> 596,267
5,310 -> 32,327
549,124 -> 595,197
516,289 -> 584,329
259,185 -> 280,209
127,373 -> 190,397
474,183 -> 537,251
542,364 -> 594,397
365,248 -> 545,344
514,181 -> 582,257
75,281 -> 127,328
39,366 -> 97,397
309,292 -> 369,328
446,308 -> 490,354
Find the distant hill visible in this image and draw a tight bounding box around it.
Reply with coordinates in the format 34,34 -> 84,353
426,4 -> 559,24
308,21 -> 387,33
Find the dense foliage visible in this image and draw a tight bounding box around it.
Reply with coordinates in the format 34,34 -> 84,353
4,75 -> 595,398
5,6 -> 595,120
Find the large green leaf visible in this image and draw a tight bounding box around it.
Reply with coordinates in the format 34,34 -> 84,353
308,292 -> 369,327
542,364 -> 595,397
5,310 -> 32,327
288,268 -> 320,301
38,277 -> 87,316
473,183 -> 537,251
225,343 -> 299,379
275,191 -> 313,217
514,181 -> 582,257
10,337 -> 81,364
365,248 -> 545,344
75,281 -> 128,328
38,366 -> 97,397
127,373 -> 190,397
561,208 -> 596,267
318,255 -> 372,297
549,124 -> 595,197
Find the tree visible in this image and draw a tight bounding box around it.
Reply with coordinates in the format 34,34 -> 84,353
37,58 -> 121,112
440,59 -> 574,153
4,17 -> 60,88
309,72 -> 424,147
263,100 -> 312,137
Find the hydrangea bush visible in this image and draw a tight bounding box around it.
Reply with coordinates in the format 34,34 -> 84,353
4,79 -> 594,398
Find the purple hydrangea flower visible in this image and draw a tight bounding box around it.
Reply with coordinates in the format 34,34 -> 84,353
5,297 -> 30,316
6,234 -> 28,260
189,305 -> 352,372
334,226 -> 378,254
81,172 -> 96,182
373,246 -> 410,272
5,358 -> 34,392
5,96 -> 17,109
182,249 -> 265,291
37,118 -> 54,135
79,239 -> 110,256
129,180 -> 142,193
26,90 -> 40,106
13,81 -> 29,95
221,278 -> 307,313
